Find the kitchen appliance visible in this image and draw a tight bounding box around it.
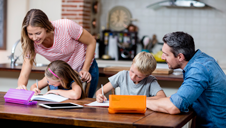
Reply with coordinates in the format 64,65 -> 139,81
147,0 -> 212,10
101,30 -> 137,60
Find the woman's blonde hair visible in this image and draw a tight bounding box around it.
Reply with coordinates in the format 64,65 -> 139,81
45,60 -> 86,99
132,52 -> 157,75
21,9 -> 54,65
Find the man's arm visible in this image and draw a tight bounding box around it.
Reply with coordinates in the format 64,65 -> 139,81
146,97 -> 181,114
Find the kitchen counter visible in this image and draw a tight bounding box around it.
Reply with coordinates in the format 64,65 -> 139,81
0,63 -> 46,73
0,62 -> 183,82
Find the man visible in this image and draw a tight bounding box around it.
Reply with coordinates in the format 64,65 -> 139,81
146,31 -> 226,128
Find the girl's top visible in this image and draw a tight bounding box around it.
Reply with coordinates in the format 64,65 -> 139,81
34,19 -> 93,71
49,80 -> 85,99
49,80 -> 74,90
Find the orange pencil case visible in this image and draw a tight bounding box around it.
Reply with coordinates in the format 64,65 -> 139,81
108,95 -> 146,114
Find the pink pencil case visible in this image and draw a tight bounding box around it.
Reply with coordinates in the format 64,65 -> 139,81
4,88 -> 37,105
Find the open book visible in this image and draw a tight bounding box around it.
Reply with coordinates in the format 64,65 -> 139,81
31,94 -> 68,102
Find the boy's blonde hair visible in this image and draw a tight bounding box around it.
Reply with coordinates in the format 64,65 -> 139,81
132,52 -> 157,75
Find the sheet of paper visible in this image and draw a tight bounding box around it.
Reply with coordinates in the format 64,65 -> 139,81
31,93 -> 68,102
85,101 -> 109,107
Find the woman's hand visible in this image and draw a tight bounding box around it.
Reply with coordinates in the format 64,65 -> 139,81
79,70 -> 92,83
96,94 -> 107,103
17,85 -> 27,90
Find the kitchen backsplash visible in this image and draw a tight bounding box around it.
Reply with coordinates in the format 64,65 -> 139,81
100,0 -> 226,64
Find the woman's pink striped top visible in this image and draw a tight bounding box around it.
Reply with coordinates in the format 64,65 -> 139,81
34,19 -> 90,71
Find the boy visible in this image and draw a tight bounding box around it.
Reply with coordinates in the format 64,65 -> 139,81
96,52 -> 166,103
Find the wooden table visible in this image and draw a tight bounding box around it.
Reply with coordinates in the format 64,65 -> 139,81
0,92 -> 195,128
0,63 -> 183,82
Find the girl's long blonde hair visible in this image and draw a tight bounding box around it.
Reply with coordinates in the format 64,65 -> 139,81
21,9 -> 54,65
45,60 -> 86,99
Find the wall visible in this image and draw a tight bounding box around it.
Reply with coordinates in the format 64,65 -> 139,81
62,0 -> 92,32
0,0 -> 61,64
100,0 -> 226,65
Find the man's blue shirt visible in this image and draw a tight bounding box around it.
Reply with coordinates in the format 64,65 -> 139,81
170,49 -> 226,128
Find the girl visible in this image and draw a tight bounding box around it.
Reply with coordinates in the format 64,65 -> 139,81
31,60 -> 86,100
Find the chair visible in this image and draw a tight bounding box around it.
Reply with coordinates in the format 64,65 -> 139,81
111,87 -> 120,95
82,81 -> 90,97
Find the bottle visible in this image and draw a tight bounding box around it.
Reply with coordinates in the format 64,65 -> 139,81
104,32 -> 109,56
104,32 -> 109,45
108,33 -> 117,59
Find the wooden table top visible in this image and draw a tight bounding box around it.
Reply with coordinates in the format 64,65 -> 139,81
0,92 -> 195,128
0,63 -> 183,82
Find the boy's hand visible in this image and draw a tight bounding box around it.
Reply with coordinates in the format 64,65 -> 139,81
96,94 -> 107,103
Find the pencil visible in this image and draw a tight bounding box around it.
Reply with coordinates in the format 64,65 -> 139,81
36,79 -> 38,89
101,84 -> 104,96
101,84 -> 104,103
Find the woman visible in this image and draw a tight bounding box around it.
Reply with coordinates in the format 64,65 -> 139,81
17,9 -> 99,98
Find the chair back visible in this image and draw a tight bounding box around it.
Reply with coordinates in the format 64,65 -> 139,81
82,82 -> 90,97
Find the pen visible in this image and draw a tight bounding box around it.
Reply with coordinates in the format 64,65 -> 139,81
36,79 -> 38,89
101,84 -> 104,103
101,84 -> 104,96
36,79 -> 42,95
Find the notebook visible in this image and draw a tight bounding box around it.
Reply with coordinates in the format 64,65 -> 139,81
31,93 -> 68,102
85,101 -> 109,107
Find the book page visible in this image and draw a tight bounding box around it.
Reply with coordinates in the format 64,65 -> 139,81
31,94 -> 68,102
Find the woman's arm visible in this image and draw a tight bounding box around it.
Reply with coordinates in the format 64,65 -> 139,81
45,81 -> 82,100
78,29 -> 96,82
17,58 -> 32,90
146,90 -> 166,100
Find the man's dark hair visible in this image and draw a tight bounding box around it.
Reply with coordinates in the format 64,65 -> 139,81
162,31 -> 195,61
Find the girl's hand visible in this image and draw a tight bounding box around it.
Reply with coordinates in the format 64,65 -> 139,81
32,88 -> 41,95
17,85 -> 27,90
96,94 -> 107,103
79,70 -> 92,83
